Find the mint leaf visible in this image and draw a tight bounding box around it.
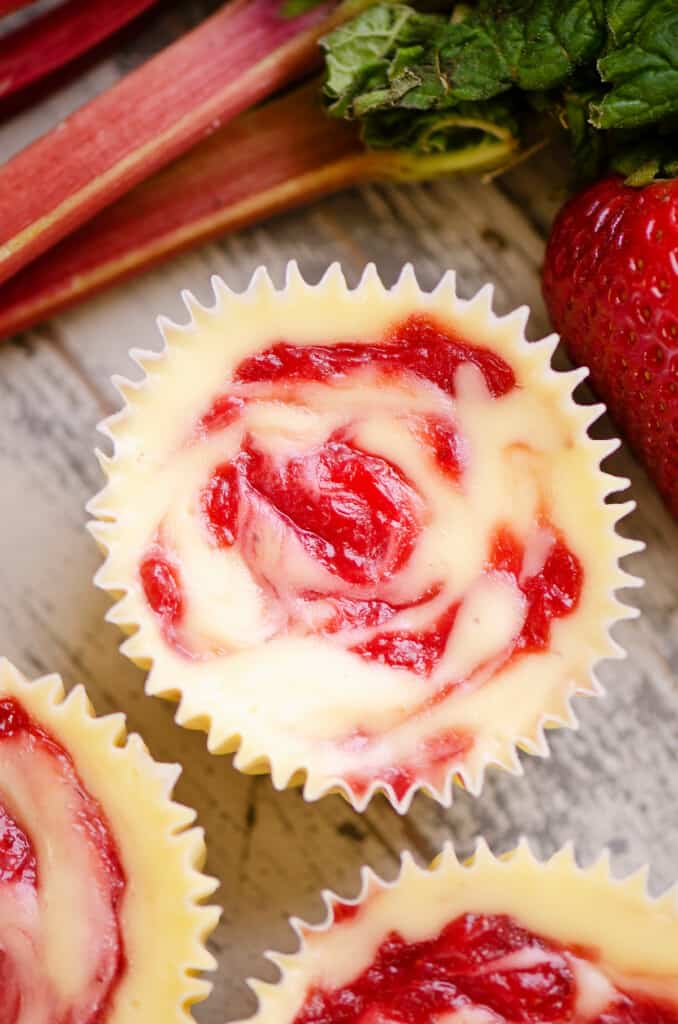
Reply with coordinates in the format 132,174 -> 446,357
323,5 -> 446,116
606,0 -> 661,46
317,0 -> 678,180
322,1 -> 606,122
591,0 -> 678,129
441,0 -> 606,96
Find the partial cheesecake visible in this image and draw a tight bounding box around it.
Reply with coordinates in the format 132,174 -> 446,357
0,658 -> 219,1023
242,843 -> 678,1024
90,264 -> 639,809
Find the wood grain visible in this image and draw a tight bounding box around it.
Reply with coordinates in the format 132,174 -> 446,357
0,6 -> 676,1022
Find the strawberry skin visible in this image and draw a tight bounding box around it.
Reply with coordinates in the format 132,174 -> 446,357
543,175 -> 678,517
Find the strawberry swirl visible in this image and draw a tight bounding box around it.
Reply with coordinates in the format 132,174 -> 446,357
294,912 -> 678,1024
131,310 -> 589,800
0,697 -> 125,1023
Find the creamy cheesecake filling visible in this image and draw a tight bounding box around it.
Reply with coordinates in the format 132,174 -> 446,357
131,313 -> 587,795
138,315 -> 525,668
292,911 -> 678,1024
0,697 -> 125,1024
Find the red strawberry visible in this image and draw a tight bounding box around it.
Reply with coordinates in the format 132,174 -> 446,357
542,175 -> 678,517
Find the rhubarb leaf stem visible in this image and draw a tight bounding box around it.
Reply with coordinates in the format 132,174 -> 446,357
374,136 -> 519,181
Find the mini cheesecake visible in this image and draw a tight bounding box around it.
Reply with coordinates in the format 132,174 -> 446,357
243,843 -> 678,1024
0,658 -> 219,1023
90,264 -> 639,809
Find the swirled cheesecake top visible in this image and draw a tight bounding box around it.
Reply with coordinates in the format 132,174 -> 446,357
91,265 -> 637,808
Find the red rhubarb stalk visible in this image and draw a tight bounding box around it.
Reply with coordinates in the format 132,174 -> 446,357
0,83 -> 517,341
0,0 -> 36,15
0,0 -> 160,104
0,0 -> 357,287
0,85 -> 364,338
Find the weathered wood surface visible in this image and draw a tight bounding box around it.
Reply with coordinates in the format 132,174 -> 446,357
0,5 -> 677,1022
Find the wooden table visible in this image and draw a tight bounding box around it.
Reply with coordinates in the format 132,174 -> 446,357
1,5 -> 677,1021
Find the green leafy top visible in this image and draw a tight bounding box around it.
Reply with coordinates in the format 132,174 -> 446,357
316,0 -> 678,183
281,0 -> 330,13
324,1 -> 605,110
593,0 -> 678,128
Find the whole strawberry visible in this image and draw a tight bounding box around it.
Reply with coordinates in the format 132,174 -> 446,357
543,176 -> 678,517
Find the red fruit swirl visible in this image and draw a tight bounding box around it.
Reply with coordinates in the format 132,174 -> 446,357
294,912 -> 678,1024
203,437 -> 422,588
232,314 -> 516,398
0,696 -> 125,1023
138,314 -> 584,793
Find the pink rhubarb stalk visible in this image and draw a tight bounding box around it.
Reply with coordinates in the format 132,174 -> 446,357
0,0 -> 160,105
0,0 -> 36,15
0,85 -> 365,338
0,82 -> 518,341
0,0 -> 353,286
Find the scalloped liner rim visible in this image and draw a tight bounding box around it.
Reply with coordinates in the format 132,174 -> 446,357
241,838 -> 678,1024
89,260 -> 644,814
0,656 -> 221,1023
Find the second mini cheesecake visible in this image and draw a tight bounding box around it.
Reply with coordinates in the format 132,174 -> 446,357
90,263 -> 639,810
0,657 -> 219,1022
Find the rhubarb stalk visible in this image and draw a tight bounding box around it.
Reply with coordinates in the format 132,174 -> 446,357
0,0 -> 361,287
0,82 -> 516,341
0,0 -> 160,105
0,0 -> 36,15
